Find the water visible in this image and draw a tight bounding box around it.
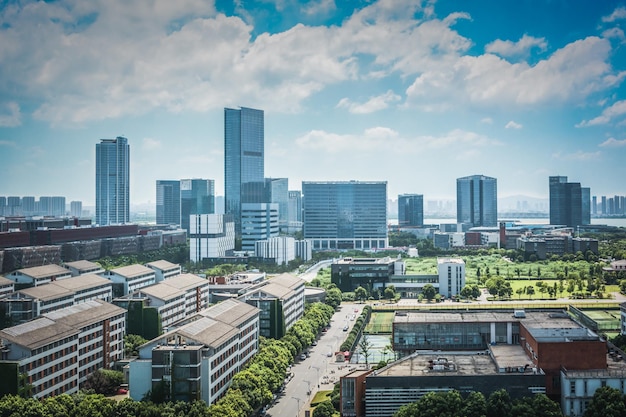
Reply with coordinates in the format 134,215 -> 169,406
421,218 -> 626,228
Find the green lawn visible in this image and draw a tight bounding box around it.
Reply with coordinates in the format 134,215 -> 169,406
365,312 -> 395,334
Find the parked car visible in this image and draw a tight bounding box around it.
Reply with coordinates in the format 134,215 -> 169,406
343,325 -> 349,331
300,353 -> 307,360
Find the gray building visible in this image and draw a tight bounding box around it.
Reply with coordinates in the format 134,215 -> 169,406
156,180 -> 181,226
96,137 -> 129,226
398,194 -> 424,227
303,181 -> 388,250
180,179 -> 214,234
456,175 -> 497,227
549,176 -> 590,227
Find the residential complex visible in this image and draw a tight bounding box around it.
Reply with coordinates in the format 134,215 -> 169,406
95,137 -> 130,226
302,181 -> 388,251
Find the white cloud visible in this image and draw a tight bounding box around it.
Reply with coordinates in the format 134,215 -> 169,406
599,137 -> 626,147
485,34 -> 547,59
302,0 -> 336,16
0,102 -> 22,127
0,140 -> 18,148
480,117 -> 493,124
552,151 -> 601,161
602,27 -> 625,40
336,90 -> 401,114
602,7 -> 626,22
142,138 -> 162,150
505,120 -> 522,129
576,100 -> 626,127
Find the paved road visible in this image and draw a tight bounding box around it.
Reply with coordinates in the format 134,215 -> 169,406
266,302 -> 364,417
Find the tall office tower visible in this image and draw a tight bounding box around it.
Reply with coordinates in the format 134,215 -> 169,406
224,107 -> 265,235
398,194 -> 424,227
288,190 -> 302,222
96,136 -> 130,226
581,187 -> 591,225
549,176 -> 585,227
180,179 -> 214,233
592,196 -> 597,215
70,201 -> 82,217
456,175 -> 498,227
0,196 -> 5,216
302,181 -> 388,250
266,178 -> 289,231
156,180 -> 181,225
601,196 -> 607,215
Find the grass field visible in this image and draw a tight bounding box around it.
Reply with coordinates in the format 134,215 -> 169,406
365,312 -> 395,334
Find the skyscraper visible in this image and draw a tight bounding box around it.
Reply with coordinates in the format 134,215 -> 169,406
456,175 -> 498,227
180,179 -> 214,233
96,137 -> 129,226
224,107 -> 265,235
398,194 -> 424,227
266,178 -> 289,231
302,181 -> 388,250
156,180 -> 181,225
549,176 -> 588,227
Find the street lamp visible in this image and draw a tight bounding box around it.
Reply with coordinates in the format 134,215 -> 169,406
291,396 -> 301,417
311,365 -> 321,388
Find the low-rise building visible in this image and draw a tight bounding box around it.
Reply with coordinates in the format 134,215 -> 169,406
0,299 -> 126,398
331,257 -> 400,293
105,264 -> 156,296
0,276 -> 14,298
6,264 -> 72,287
63,260 -> 105,276
145,260 -> 181,282
128,299 -> 259,404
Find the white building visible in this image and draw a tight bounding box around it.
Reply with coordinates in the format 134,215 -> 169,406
145,260 -> 181,282
255,236 -> 295,265
295,239 -> 312,262
106,264 -> 156,295
7,264 -> 72,287
64,260 -> 105,277
0,299 -> 126,398
129,299 -> 259,404
561,367 -> 626,416
0,276 -> 14,298
241,203 -> 279,252
437,257 -> 465,298
189,214 -> 235,262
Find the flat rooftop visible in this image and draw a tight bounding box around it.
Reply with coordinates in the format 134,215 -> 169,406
64,260 -> 103,271
374,351 -> 503,377
16,264 -> 71,279
394,310 -> 579,330
110,264 -> 154,279
145,260 -> 179,271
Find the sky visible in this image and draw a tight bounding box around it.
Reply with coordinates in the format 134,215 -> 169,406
0,0 -> 625,208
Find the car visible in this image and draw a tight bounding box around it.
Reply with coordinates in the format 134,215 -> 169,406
343,325 -> 349,331
300,353 -> 307,360
326,351 -> 333,357
312,341 -> 317,346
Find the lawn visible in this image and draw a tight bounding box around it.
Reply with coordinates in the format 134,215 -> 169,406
365,312 -> 394,334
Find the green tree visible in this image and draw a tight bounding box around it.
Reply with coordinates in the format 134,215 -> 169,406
486,389 -> 512,417
312,400 -> 336,417
325,287 -> 342,309
422,284 -> 436,302
358,336 -> 373,368
82,369 -> 124,396
124,334 -> 148,357
384,285 -> 397,303
584,386 -> 626,417
394,390 -> 463,417
462,391 -> 487,417
355,286 -> 368,303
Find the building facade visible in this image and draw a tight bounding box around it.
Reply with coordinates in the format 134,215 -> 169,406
241,203 -> 279,252
437,257 -> 465,298
398,194 -> 424,227
224,107 -> 265,236
156,180 -> 181,226
189,214 -> 235,262
549,176 -> 590,227
96,137 -> 130,226
303,181 -> 388,251
456,175 -> 498,227
266,178 -> 289,232
180,179 -> 215,234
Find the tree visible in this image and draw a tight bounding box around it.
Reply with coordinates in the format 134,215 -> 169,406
82,369 -> 124,396
124,334 -> 148,357
526,286 -> 535,298
384,285 -> 397,303
395,391 -> 463,417
486,389 -> 512,417
313,400 -> 335,417
325,287 -> 342,309
359,336 -> 373,368
584,386 -> 626,417
355,286 -> 368,303
422,284 -> 436,302
463,391 -> 487,417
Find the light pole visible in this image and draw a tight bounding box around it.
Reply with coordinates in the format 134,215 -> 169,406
291,396 -> 301,417
311,365 -> 321,389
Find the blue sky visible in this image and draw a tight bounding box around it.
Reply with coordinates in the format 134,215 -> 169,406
0,0 -> 625,207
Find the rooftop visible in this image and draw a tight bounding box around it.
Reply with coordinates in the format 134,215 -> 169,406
0,276 -> 14,286
63,260 -> 103,272
43,299 -> 126,329
394,310 -> 579,330
251,282 -> 293,299
162,273 -> 207,291
52,274 -> 111,292
437,257 -> 465,265
269,273 -> 304,289
374,351 -> 503,377
110,264 -> 154,279
138,284 -> 185,301
196,299 -> 259,328
145,260 -> 179,271
17,285 -> 74,301
0,317 -> 78,350
526,327 -> 599,342
16,264 -> 71,279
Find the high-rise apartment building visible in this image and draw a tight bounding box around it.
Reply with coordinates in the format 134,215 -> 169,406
156,180 -> 181,225
224,107 -> 265,235
398,194 -> 424,227
70,201 -> 83,217
456,175 -> 498,227
96,137 -> 129,225
180,178 -> 214,233
549,176 -> 589,227
302,181 -> 388,250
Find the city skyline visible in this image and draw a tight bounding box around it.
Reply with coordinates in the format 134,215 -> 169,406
1,1 -> 625,205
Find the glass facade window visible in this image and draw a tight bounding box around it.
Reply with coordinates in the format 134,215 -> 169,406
549,176 -> 586,227
96,137 -> 129,226
456,175 -> 497,227
181,179 -> 215,233
156,180 -> 181,225
398,194 -> 424,227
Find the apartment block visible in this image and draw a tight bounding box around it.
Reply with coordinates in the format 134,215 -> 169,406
7,264 -> 72,287
145,260 -> 181,282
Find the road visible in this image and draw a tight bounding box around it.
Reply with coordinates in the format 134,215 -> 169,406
298,259 -> 333,283
266,302 -> 364,417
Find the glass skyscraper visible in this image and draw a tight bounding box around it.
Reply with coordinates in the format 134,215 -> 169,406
96,137 -> 129,225
302,181 -> 388,250
456,175 -> 497,227
549,176 -> 588,227
156,180 -> 181,226
224,107 -> 265,234
180,178 -> 215,233
398,194 -> 424,227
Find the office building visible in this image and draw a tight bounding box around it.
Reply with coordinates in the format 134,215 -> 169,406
398,194 -> 424,227
224,107 -> 265,236
70,201 -> 82,218
303,181 -> 388,251
96,137 -> 130,226
255,236 -> 296,265
266,178 -> 289,232
129,299 -> 260,404
549,176 -> 590,227
0,299 -> 126,399
156,180 -> 181,226
189,214 -> 235,262
241,203 -> 279,252
456,175 -> 498,227
180,179 -> 214,234
437,257 -> 465,298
